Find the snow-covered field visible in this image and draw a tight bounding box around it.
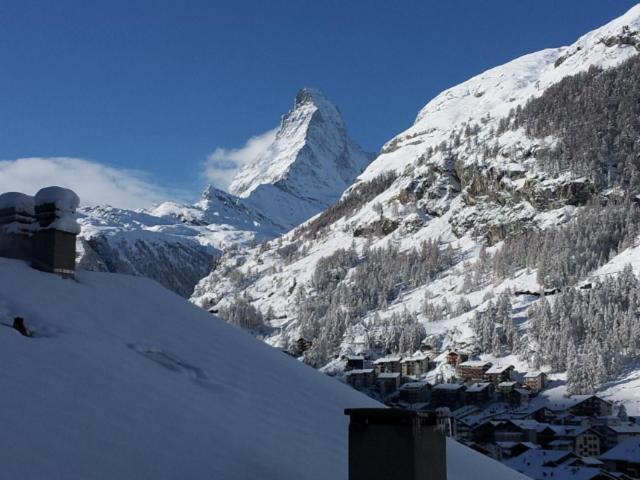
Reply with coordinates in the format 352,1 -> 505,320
0,259 -> 529,479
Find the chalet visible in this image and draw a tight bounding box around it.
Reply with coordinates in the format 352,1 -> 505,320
457,360 -> 492,382
431,383 -> 466,409
344,355 -> 365,371
373,356 -> 402,375
567,396 -> 613,418
523,372 -> 548,393
400,352 -> 430,376
599,423 -> 640,451
504,388 -> 530,407
399,381 -> 431,404
497,381 -> 517,395
465,383 -> 494,406
484,364 -> 515,385
377,372 -> 402,396
600,437 -> 640,478
446,351 -> 468,366
345,369 -> 375,390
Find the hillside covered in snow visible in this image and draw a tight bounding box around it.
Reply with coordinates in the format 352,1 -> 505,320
0,258 -> 529,480
192,5 -> 640,410
77,88 -> 371,297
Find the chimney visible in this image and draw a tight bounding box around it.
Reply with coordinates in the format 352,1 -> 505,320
31,187 -> 80,278
0,192 -> 36,261
344,408 -> 447,480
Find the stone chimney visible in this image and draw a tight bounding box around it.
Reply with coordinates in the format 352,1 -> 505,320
0,192 -> 36,261
344,408 -> 447,480
31,187 -> 80,278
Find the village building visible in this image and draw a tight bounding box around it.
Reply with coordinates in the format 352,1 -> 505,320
600,437 -> 640,478
431,383 -> 466,409
398,381 -> 431,404
0,192 -> 35,261
344,355 -> 365,371
345,369 -> 376,390
457,360 -> 492,382
446,351 -> 469,366
523,372 -> 548,393
400,352 -> 430,376
484,364 -> 515,385
465,383 -> 495,406
598,424 -> 640,451
373,355 -> 402,375
377,372 -> 402,396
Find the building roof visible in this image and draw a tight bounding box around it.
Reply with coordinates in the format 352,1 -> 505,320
606,424 -> 640,434
524,371 -> 546,379
345,368 -> 374,376
433,383 -> 465,391
377,372 -> 401,379
467,383 -> 492,393
600,437 -> 640,463
373,356 -> 402,364
401,351 -> 429,362
399,381 -> 430,391
498,381 -> 518,387
458,360 -> 492,368
485,364 -> 514,374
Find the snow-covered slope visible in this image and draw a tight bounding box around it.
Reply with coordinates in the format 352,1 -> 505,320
0,258 -> 528,480
192,5 -> 640,409
229,88 -> 373,229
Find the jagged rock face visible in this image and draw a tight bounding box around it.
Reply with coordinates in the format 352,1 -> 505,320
191,5 -> 640,353
229,88 -> 373,229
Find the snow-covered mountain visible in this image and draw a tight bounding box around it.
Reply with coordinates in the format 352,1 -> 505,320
192,5 -> 640,410
0,257 -> 529,480
77,88 -> 371,297
229,87 -> 373,229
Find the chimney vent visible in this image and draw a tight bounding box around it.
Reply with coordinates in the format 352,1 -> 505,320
344,408 -> 447,480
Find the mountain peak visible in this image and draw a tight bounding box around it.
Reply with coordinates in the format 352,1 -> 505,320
294,87 -> 327,107
226,88 -> 372,228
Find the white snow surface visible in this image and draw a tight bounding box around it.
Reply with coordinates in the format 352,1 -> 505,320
0,258 -> 528,480
34,186 -> 80,211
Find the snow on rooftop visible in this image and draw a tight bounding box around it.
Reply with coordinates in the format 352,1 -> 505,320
486,364 -> 514,374
600,437 -> 640,463
0,258 -> 531,479
459,360 -> 492,367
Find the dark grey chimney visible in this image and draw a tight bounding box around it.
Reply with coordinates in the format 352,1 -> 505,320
0,192 -> 35,261
345,408 -> 447,480
31,187 -> 80,278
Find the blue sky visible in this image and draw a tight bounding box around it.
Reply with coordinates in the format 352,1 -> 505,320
1,0 -> 637,206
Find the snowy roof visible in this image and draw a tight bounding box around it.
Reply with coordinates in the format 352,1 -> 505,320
485,364 -> 514,374
401,351 -> 429,362
0,192 -> 35,214
34,186 -> 80,211
377,372 -> 401,379
606,424 -> 640,434
345,368 -> 374,375
467,383 -> 492,393
374,356 -> 402,364
498,381 -> 518,387
458,360 -> 492,368
600,437 -> 640,463
524,371 -> 546,378
399,381 -> 430,391
433,383 -> 465,391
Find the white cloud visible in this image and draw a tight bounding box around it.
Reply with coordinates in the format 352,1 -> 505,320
0,157 -> 179,210
203,128 -> 277,190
